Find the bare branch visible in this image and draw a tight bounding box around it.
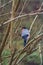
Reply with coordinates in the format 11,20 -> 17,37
29,2 -> 43,32
0,8 -> 43,17
17,47 -> 38,64
0,0 -> 12,9
0,12 -> 12,17
13,33 -> 43,65
15,0 -> 28,34
0,11 -> 43,27
9,0 -> 20,65
0,23 -> 11,56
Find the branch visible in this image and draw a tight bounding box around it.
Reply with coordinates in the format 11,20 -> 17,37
0,33 -> 43,64
13,33 -> 43,65
29,15 -> 38,32
0,2 -> 43,26
0,12 -> 12,17
14,0 -> 28,33
9,0 -> 20,65
29,2 -> 43,32
17,47 -> 38,64
9,1 -> 28,65
0,11 -> 43,27
9,49 -> 16,65
0,23 -> 11,56
0,0 -> 12,9
0,9 -> 43,17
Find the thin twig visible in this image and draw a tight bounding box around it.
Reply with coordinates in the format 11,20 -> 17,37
0,0 -> 12,9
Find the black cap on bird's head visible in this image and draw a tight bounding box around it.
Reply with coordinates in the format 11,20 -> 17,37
22,26 -> 26,29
